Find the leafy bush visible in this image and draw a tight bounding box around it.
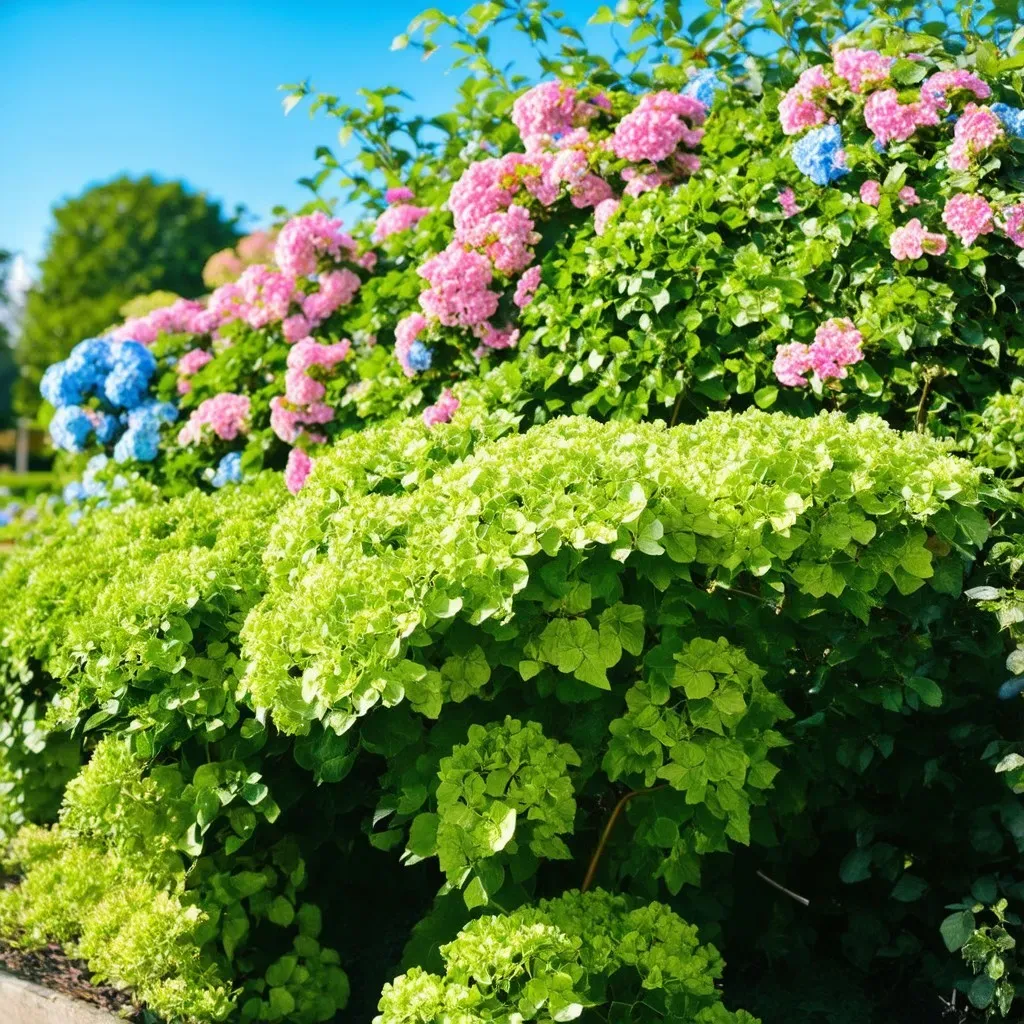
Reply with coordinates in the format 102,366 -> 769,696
4,1 -> 1024,1021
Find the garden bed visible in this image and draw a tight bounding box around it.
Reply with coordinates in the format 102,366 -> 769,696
0,941 -> 134,1022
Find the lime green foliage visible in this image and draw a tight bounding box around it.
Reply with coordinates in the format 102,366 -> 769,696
375,888 -> 757,1024
941,899 -> 1020,1018
241,409 -> 984,733
0,736 -> 349,1024
427,717 -> 580,892
967,381 -> 1024,476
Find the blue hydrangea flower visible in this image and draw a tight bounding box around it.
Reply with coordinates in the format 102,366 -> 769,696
66,338 -> 113,381
40,363 -> 85,409
114,424 -> 161,464
682,68 -> 726,110
992,102 -> 1024,139
81,455 -> 110,500
406,341 -> 433,372
124,400 -> 177,430
0,506 -> 14,527
63,480 -> 87,504
791,123 -> 850,186
92,411 -> 120,444
104,341 -> 158,409
211,451 -> 243,489
49,406 -> 94,452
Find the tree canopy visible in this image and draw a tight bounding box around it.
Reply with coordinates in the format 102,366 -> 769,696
14,176 -> 240,417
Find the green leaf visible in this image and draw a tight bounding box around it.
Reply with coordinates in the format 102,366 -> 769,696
940,910 -> 975,952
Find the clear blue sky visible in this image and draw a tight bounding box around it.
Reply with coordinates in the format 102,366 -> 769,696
0,0 -> 616,270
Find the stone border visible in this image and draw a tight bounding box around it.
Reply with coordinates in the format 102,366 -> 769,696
0,969 -> 118,1023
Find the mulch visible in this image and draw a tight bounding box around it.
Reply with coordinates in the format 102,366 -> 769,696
0,939 -> 142,1019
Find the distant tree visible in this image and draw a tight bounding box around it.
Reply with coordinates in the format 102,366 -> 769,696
15,176 -> 241,416
0,251 -> 16,430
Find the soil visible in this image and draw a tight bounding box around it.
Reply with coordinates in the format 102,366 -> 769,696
0,939 -> 141,1020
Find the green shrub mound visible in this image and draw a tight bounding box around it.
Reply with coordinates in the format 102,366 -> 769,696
375,888 -> 757,1024
2,404 -> 1019,1020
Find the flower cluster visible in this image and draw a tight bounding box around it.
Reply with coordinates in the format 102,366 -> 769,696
422,388 -> 460,427
41,337 -> 173,458
400,74 -> 720,391
777,52 -> 1023,258
177,393 -> 251,445
774,318 -> 864,387
202,229 -> 278,288
270,337 -> 352,451
373,192 -> 430,242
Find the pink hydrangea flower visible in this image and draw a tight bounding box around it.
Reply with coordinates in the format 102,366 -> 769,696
448,154 -> 533,230
513,265 -> 542,309
475,324 -> 520,350
594,198 -> 621,236
778,65 -> 830,135
284,448 -> 314,494
178,393 -> 251,445
889,218 -> 948,260
832,47 -> 892,93
777,187 -> 800,217
942,192 -> 994,245
623,168 -> 668,198
418,245 -> 500,327
899,186 -> 920,206
948,103 -> 1003,170
236,264 -> 298,329
177,348 -> 213,376
422,388 -> 460,427
457,205 -> 539,275
394,313 -> 429,378
274,212 -> 358,278
859,180 -> 881,207
285,368 -> 326,405
373,203 -> 431,241
921,69 -> 991,108
111,298 -> 208,344
1003,204 -> 1024,248
609,91 -> 705,163
511,81 -> 582,150
807,317 -> 864,380
287,338 -> 351,372
385,186 -> 416,204
773,342 -> 814,386
270,398 -> 334,444
570,173 -> 615,209
301,268 -> 361,324
864,88 -> 939,146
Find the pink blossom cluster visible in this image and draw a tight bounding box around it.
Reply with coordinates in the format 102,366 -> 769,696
921,69 -> 991,107
948,103 -> 1003,170
889,218 -> 948,260
513,265 -> 542,309
832,47 -> 892,93
422,388 -> 460,427
899,186 -> 920,206
623,168 -> 669,198
864,89 -> 941,147
511,81 -> 594,151
774,318 -> 865,387
1004,205 -> 1024,248
859,180 -> 881,207
111,298 -> 207,344
269,337 -> 351,445
394,314 -> 429,377
777,187 -> 801,217
203,230 -> 278,288
608,91 -> 706,164
175,348 -> 213,395
373,201 -> 431,241
942,192 -> 994,246
274,212 -> 358,278
418,246 -> 501,328
178,393 -> 251,445
594,198 -> 621,236
778,65 -> 830,135
284,447 -> 314,495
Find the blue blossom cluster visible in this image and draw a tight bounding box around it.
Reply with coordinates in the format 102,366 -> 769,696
992,102 -> 1024,139
114,402 -> 178,465
406,341 -> 433,372
211,451 -> 243,488
41,336 -> 171,460
791,123 -> 850,186
63,454 -> 115,505
681,68 -> 726,110
0,503 -> 21,527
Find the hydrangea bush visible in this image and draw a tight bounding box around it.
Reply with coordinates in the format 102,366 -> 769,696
4,1 -> 1024,1021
